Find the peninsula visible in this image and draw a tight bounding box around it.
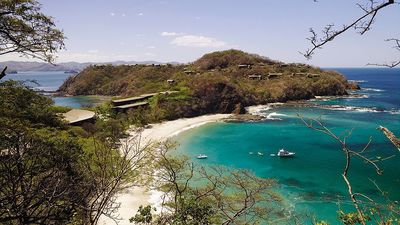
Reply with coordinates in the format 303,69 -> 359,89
59,50 -> 358,123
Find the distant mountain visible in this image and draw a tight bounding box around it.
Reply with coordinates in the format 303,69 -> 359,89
0,60 -> 180,72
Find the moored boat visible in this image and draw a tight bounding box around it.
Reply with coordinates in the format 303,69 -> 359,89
196,154 -> 208,159
277,149 -> 295,157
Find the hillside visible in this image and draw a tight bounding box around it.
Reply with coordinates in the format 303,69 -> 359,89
59,50 -> 357,121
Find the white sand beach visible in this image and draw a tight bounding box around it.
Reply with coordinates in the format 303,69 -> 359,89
99,114 -> 231,225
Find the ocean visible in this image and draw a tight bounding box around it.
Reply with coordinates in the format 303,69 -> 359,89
3,71 -> 106,108
3,68 -> 399,223
174,68 -> 400,224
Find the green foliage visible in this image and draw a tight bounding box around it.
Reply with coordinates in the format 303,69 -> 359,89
0,80 -> 148,224
338,210 -> 371,225
130,205 -> 154,224
68,125 -> 90,137
50,105 -> 71,113
0,124 -> 88,224
0,80 -> 64,128
194,49 -> 276,70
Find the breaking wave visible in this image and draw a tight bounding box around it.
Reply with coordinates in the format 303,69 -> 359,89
362,88 -> 385,92
265,112 -> 288,120
246,103 -> 285,116
318,104 -> 400,114
349,79 -> 368,83
313,94 -> 369,101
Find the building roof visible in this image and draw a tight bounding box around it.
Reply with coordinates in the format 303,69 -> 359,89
112,96 -> 149,104
63,109 -> 95,124
113,101 -> 149,109
248,74 -> 262,77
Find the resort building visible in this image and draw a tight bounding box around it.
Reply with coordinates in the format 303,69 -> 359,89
183,69 -> 196,75
248,74 -> 263,80
112,91 -> 178,112
238,64 -> 252,69
307,73 -> 320,78
63,109 -> 96,125
293,72 -> 308,76
268,73 -> 283,79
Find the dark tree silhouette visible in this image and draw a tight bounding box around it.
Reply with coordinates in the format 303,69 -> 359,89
0,0 -> 65,63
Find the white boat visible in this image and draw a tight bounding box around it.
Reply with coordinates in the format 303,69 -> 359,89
196,154 -> 208,159
257,152 -> 264,156
277,149 -> 295,157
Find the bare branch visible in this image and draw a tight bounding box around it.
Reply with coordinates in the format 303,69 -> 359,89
367,38 -> 400,67
378,126 -> 400,150
297,113 -> 392,225
302,0 -> 395,59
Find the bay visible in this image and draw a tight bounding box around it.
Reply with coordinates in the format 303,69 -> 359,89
3,71 -> 106,108
174,68 -> 400,224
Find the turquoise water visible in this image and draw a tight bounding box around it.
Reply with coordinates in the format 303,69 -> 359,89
174,68 -> 400,224
3,71 -> 105,108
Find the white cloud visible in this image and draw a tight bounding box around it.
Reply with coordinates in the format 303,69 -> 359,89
147,46 -> 156,49
161,32 -> 179,37
138,12 -> 144,16
110,12 -> 115,16
122,13 -> 126,17
171,35 -> 226,48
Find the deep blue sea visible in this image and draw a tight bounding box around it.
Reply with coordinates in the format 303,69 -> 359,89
174,68 -> 400,224
3,71 -> 106,108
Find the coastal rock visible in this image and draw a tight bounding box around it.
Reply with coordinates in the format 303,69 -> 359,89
347,81 -> 361,90
224,114 -> 266,122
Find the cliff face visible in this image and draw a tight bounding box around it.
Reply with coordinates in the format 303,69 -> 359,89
58,50 -> 356,117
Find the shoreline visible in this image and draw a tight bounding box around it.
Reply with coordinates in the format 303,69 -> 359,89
99,92 -> 373,224
100,113 -> 231,225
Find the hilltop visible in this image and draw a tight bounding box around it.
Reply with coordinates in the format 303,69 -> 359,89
59,50 -> 356,121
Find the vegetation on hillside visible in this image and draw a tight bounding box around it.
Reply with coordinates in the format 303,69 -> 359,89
59,50 -> 356,124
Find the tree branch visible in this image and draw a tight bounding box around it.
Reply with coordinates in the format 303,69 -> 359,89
302,0 -> 395,59
0,66 -> 6,80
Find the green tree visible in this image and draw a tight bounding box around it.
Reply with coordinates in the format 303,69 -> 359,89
0,0 -> 65,63
0,81 -> 89,224
0,124 -> 88,224
0,80 -> 63,128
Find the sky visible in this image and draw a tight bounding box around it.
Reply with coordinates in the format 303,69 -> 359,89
2,0 -> 400,67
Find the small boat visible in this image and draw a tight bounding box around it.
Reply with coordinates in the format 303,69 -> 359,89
257,152 -> 264,156
249,152 -> 254,155
196,154 -> 208,159
277,149 -> 295,157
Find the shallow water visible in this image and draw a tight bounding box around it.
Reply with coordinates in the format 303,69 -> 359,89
174,68 -> 400,224
4,71 -> 106,108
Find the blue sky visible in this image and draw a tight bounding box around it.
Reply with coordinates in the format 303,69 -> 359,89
3,0 -> 400,67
